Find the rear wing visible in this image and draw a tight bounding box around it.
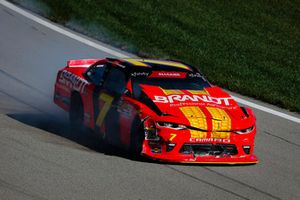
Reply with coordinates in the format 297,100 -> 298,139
67,59 -> 101,68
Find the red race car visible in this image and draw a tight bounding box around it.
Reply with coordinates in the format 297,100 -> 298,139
54,58 -> 258,164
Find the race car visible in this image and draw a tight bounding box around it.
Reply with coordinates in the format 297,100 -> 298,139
54,58 -> 258,164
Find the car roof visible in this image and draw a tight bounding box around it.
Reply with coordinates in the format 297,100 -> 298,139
107,58 -> 197,72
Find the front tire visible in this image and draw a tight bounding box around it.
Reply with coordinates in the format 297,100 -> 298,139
129,117 -> 145,155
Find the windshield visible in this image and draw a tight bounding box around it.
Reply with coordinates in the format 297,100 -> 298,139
132,76 -> 210,99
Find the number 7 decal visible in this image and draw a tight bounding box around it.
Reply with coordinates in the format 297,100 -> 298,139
169,133 -> 177,141
96,93 -> 113,127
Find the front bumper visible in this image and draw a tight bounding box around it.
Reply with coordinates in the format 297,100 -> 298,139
141,127 -> 258,164
142,151 -> 258,164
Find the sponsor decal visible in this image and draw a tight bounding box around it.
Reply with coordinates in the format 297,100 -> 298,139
153,94 -> 233,106
189,138 -> 231,143
130,72 -> 149,77
187,73 -> 202,78
58,70 -> 87,93
149,71 -> 186,78
117,102 -> 133,118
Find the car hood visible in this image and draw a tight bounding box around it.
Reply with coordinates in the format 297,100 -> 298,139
140,85 -> 254,131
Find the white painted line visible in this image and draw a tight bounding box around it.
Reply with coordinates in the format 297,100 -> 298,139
233,96 -> 300,124
1,0 -> 300,124
0,0 -> 127,58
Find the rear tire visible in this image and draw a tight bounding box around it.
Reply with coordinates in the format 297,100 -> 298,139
69,93 -> 84,132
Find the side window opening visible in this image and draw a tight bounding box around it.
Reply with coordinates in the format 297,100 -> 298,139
103,68 -> 127,95
85,64 -> 106,85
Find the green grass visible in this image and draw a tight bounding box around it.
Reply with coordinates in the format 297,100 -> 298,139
19,0 -> 300,111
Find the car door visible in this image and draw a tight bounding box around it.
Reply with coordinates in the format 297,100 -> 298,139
94,67 -> 128,145
82,61 -> 108,128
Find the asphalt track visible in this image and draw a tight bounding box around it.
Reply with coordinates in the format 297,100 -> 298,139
0,2 -> 299,200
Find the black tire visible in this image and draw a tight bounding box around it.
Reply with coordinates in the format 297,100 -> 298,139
129,117 -> 145,155
69,93 -> 84,132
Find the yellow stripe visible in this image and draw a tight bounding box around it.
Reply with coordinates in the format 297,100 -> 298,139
143,59 -> 191,70
125,59 -> 191,71
96,93 -> 114,127
187,90 -> 209,95
206,107 -> 231,139
180,106 -> 207,138
190,131 -> 207,139
161,89 -> 184,95
207,107 -> 231,131
124,59 -> 150,67
211,132 -> 230,139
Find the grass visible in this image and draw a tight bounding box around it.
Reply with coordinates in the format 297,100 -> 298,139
13,0 -> 300,112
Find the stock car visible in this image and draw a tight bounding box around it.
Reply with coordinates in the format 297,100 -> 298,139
54,58 -> 258,164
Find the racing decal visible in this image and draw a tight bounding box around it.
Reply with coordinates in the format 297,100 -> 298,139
207,107 -> 231,139
58,70 -> 87,93
124,59 -> 192,71
211,132 -> 230,139
169,133 -> 177,141
161,89 -> 184,95
180,106 -> 208,138
96,93 -> 114,127
190,131 -> 207,139
187,89 -> 209,95
149,71 -> 187,78
143,60 -> 192,71
153,94 -> 234,106
124,59 -> 151,67
206,107 -> 231,131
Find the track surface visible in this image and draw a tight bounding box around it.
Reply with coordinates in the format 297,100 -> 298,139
0,3 -> 299,200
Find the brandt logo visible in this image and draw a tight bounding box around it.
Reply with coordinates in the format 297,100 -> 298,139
59,70 -> 87,93
153,94 -> 234,106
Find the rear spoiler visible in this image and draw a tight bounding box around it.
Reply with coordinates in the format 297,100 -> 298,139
67,59 -> 101,68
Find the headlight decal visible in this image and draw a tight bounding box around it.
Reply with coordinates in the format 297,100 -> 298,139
234,126 -> 254,134
156,122 -> 187,130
